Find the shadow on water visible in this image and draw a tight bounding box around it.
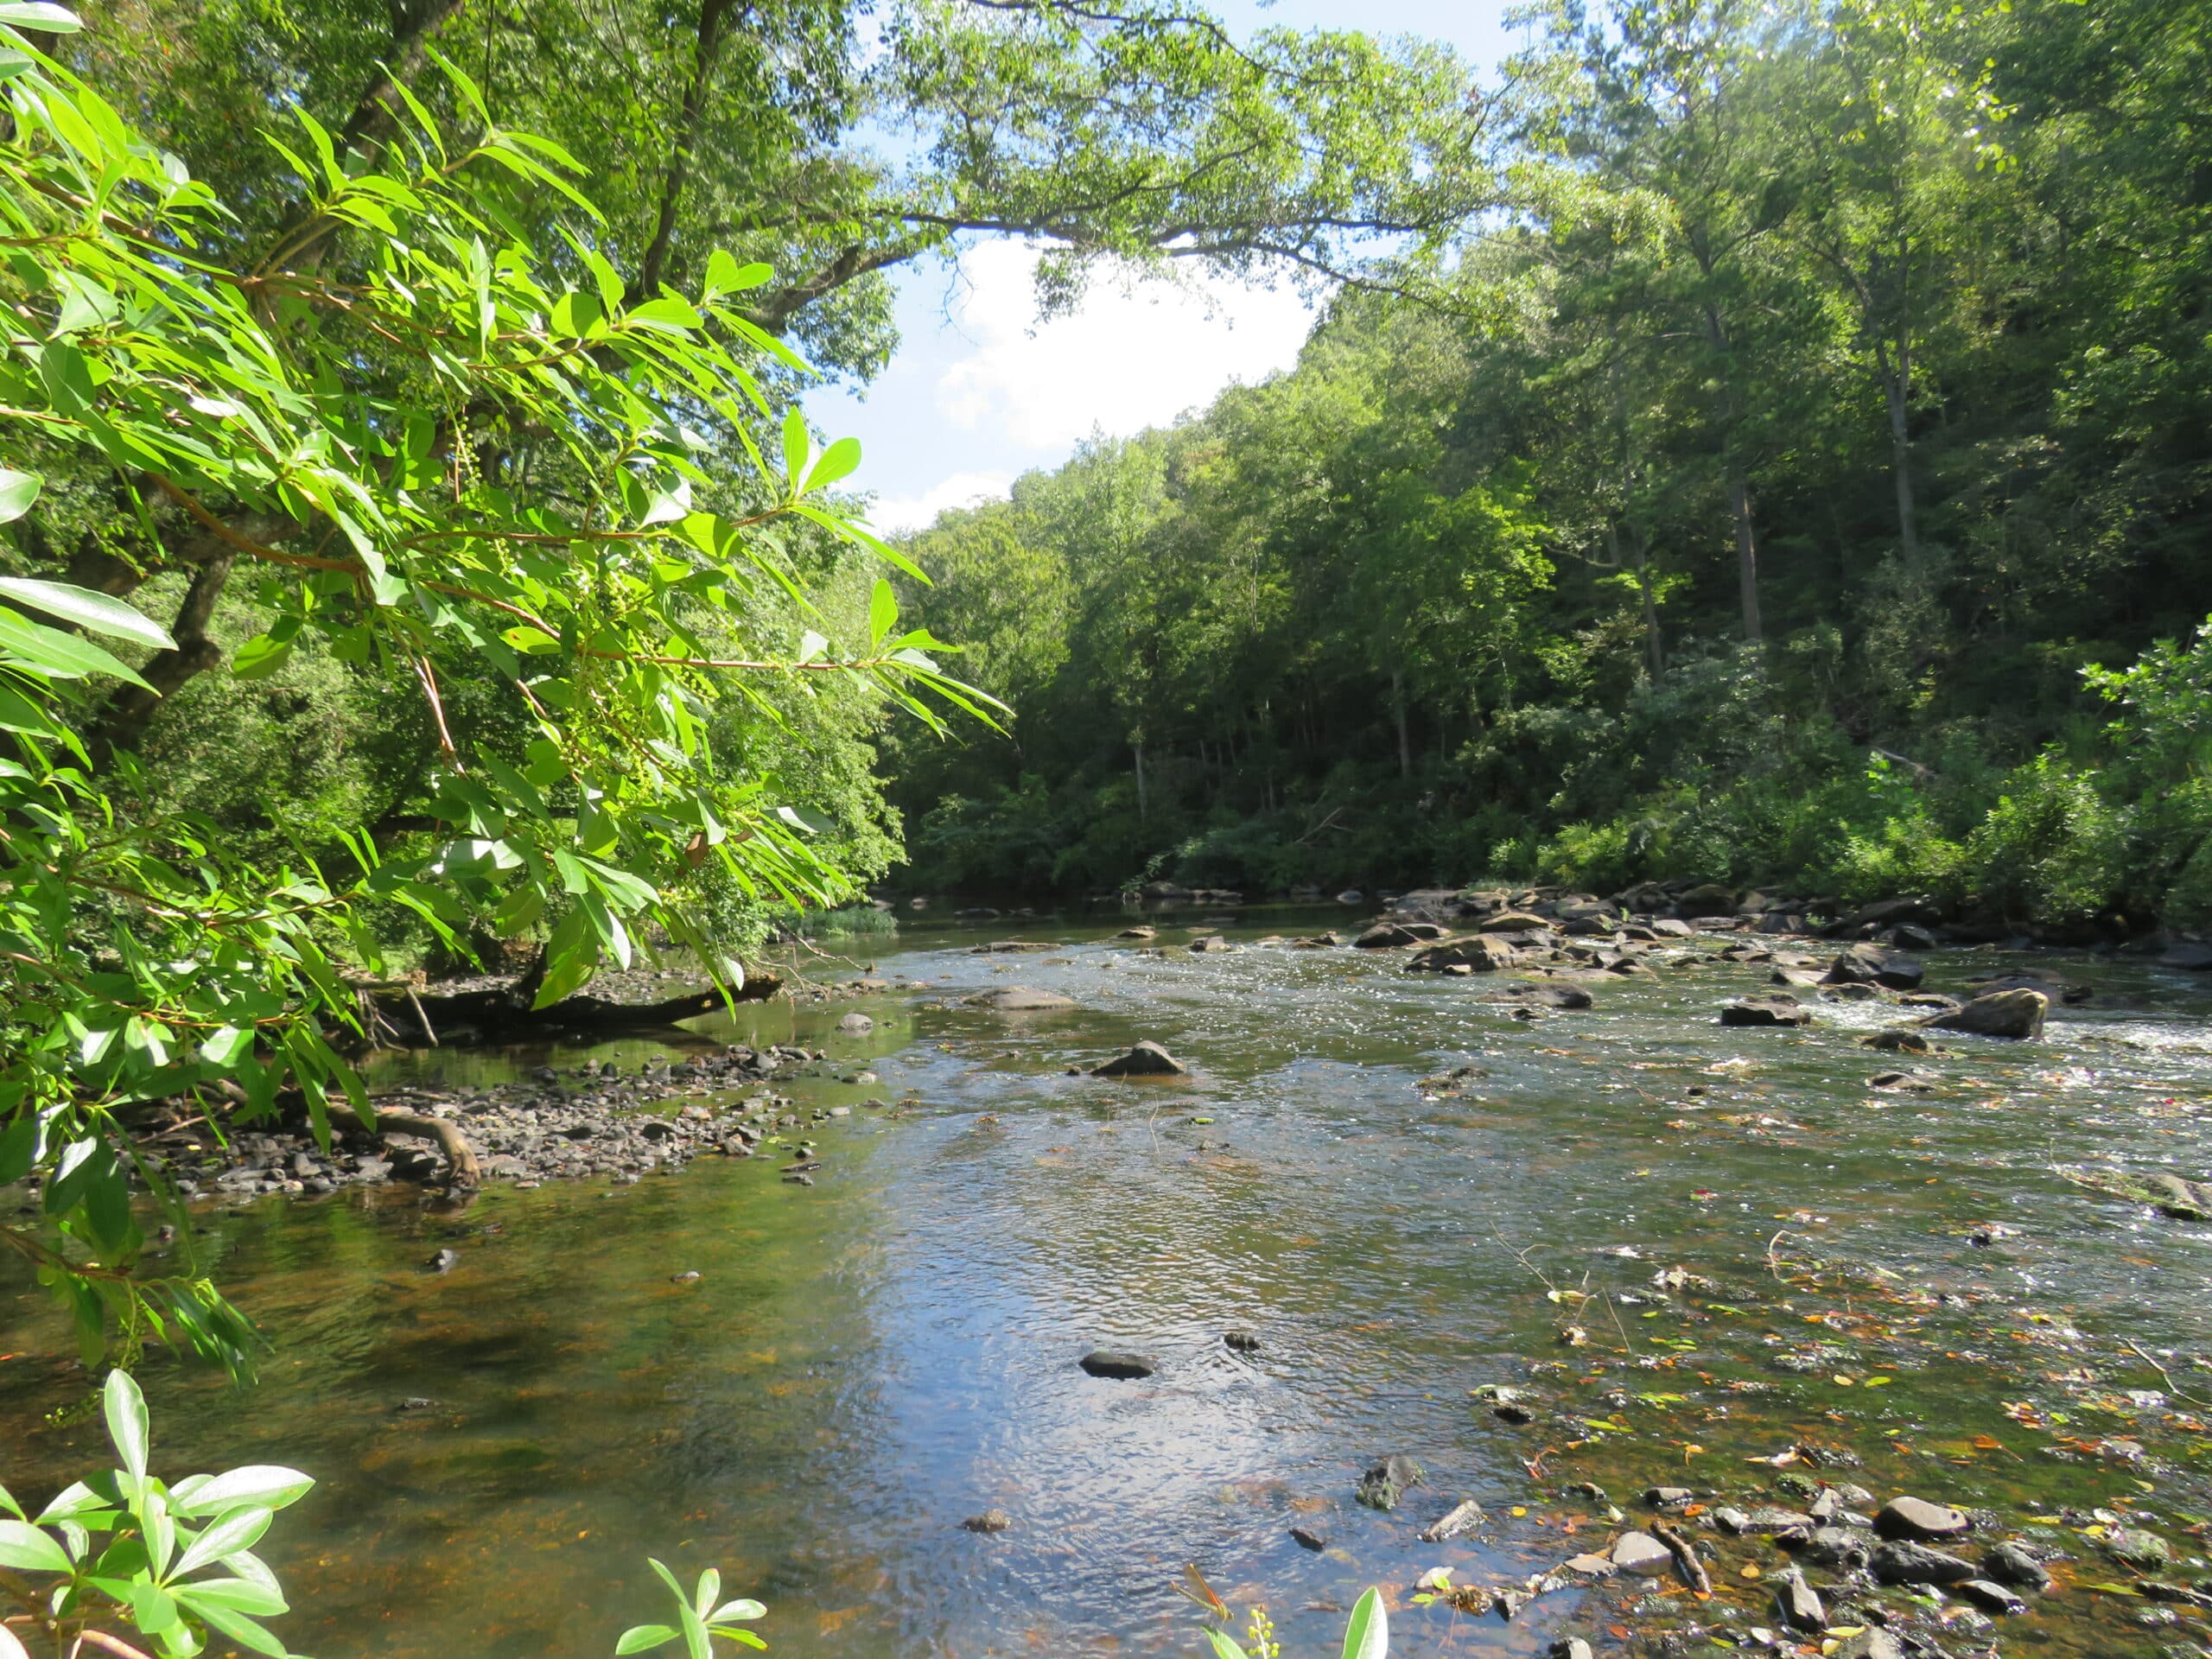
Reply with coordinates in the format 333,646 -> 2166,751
4,912 -> 2211,1656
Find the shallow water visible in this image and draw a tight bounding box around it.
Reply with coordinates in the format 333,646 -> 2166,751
4,912 -> 2211,1658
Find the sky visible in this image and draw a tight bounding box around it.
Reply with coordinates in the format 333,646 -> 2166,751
804,0 -> 1520,533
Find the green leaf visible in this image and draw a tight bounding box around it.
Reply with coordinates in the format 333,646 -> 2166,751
702,251 -> 772,298
0,577 -> 176,649
130,1580 -> 183,1637
0,467 -> 39,523
868,579 -> 897,648
174,1578 -> 288,1618
0,607 -> 155,689
781,408 -> 809,488
705,1599 -> 765,1624
0,3 -> 81,33
230,632 -> 296,680
0,1115 -> 35,1186
0,1519 -> 72,1573
614,1626 -> 679,1656
105,1369 -> 149,1481
1340,1586 -> 1387,1659
168,1466 -> 313,1517
800,435 -> 861,495
1205,1632 -> 1251,1659
188,1598 -> 289,1657
173,1505 -> 272,1576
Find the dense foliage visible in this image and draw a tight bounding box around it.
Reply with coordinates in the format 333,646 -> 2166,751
888,0 -> 2212,937
0,7 -> 998,1373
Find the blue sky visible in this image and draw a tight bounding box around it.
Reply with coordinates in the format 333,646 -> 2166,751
804,0 -> 1520,531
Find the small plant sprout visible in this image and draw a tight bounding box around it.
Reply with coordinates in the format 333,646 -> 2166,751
1188,1580 -> 1384,1659
613,1561 -> 767,1657
0,1370 -> 315,1659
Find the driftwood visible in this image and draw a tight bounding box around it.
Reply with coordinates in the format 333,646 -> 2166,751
372,975 -> 782,1047
374,1109 -> 484,1189
1650,1522 -> 1713,1595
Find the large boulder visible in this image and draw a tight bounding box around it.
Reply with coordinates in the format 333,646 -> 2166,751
1721,993 -> 1814,1028
1824,896 -> 1943,938
1407,937 -> 1521,973
1092,1040 -> 1189,1077
1823,943 -> 1924,990
1968,971 -> 2089,1005
2162,941 -> 2212,970
1478,911 -> 1554,933
1674,882 -> 1738,918
1355,920 -> 1444,948
1922,988 -> 2047,1040
965,986 -> 1077,1011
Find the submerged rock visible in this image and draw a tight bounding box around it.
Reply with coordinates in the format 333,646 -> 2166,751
965,986 -> 1077,1011
1356,1454 -> 1424,1510
1608,1532 -> 1674,1577
961,1510 -> 1011,1534
1355,921 -> 1443,947
1289,1525 -> 1328,1551
1862,1028 -> 1931,1052
1923,987 -> 2048,1039
1092,1040 -> 1188,1077
1981,1540 -> 2052,1590
1957,1579 -> 2029,1615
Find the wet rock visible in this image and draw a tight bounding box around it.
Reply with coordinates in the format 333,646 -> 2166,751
1079,1350 -> 1159,1380
670,1270 -> 701,1283
1957,1579 -> 2028,1615
837,1012 -> 874,1033
1355,921 -> 1444,947
1713,1507 -> 1752,1535
425,1248 -> 459,1274
2158,942 -> 2212,970
1823,943 -> 1925,990
1406,937 -> 1521,973
965,986 -> 1077,1011
1738,1507 -> 1816,1538
1356,1454 -> 1424,1511
1869,1541 -> 1977,1585
1793,1528 -> 1872,1571
1610,1532 -> 1675,1577
2103,1525 -> 2174,1570
1498,980 -> 1594,1009
1419,1498 -> 1485,1542
1923,988 -> 2047,1039
1829,1630 -> 1904,1659
1224,1330 -> 1262,1352
1827,896 -> 1943,937
1478,910 -> 1554,932
1491,1402 -> 1536,1425
1875,1497 -> 1970,1541
1721,993 -> 1814,1027
1092,1041 -> 1188,1077
962,1510 -> 1011,1534
395,1396 -> 440,1412
1776,1567 -> 1826,1632
1822,982 -> 1886,1001
1548,1643 -> 1594,1659
1970,970 -> 2091,1005
1643,1486 -> 1695,1511
1861,1029 -> 1930,1052
1981,1540 -> 2051,1590
1289,1526 -> 1327,1552
1116,925 -> 1157,940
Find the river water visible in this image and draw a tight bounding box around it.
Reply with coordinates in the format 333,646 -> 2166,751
3,912 -> 2210,1658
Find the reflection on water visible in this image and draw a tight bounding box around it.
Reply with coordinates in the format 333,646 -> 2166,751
4,914 -> 2211,1658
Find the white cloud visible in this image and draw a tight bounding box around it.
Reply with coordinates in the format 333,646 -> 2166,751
863,468 -> 1019,535
933,241 -> 1317,453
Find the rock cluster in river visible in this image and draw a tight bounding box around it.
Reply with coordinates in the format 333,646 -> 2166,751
140,1043 -> 828,1199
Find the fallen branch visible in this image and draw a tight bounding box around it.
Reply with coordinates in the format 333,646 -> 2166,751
1651,1522 -> 1712,1596
375,1109 -> 482,1188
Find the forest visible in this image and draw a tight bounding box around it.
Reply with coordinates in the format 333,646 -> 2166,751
890,0 -> 2212,938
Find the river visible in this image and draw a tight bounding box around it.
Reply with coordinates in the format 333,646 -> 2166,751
3,911 -> 2209,1658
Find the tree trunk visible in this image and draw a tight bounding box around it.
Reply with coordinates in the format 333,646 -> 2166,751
1728,471 -> 1763,645
86,553 -> 238,763
372,976 -> 782,1047
1878,337 -> 1920,569
1390,667 -> 1412,781
1133,741 -> 1147,823
633,0 -> 743,302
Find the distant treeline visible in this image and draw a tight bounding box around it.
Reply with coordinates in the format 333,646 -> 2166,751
884,0 -> 2212,937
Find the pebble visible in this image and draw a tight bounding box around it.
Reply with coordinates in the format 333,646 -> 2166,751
1289,1526 -> 1327,1552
